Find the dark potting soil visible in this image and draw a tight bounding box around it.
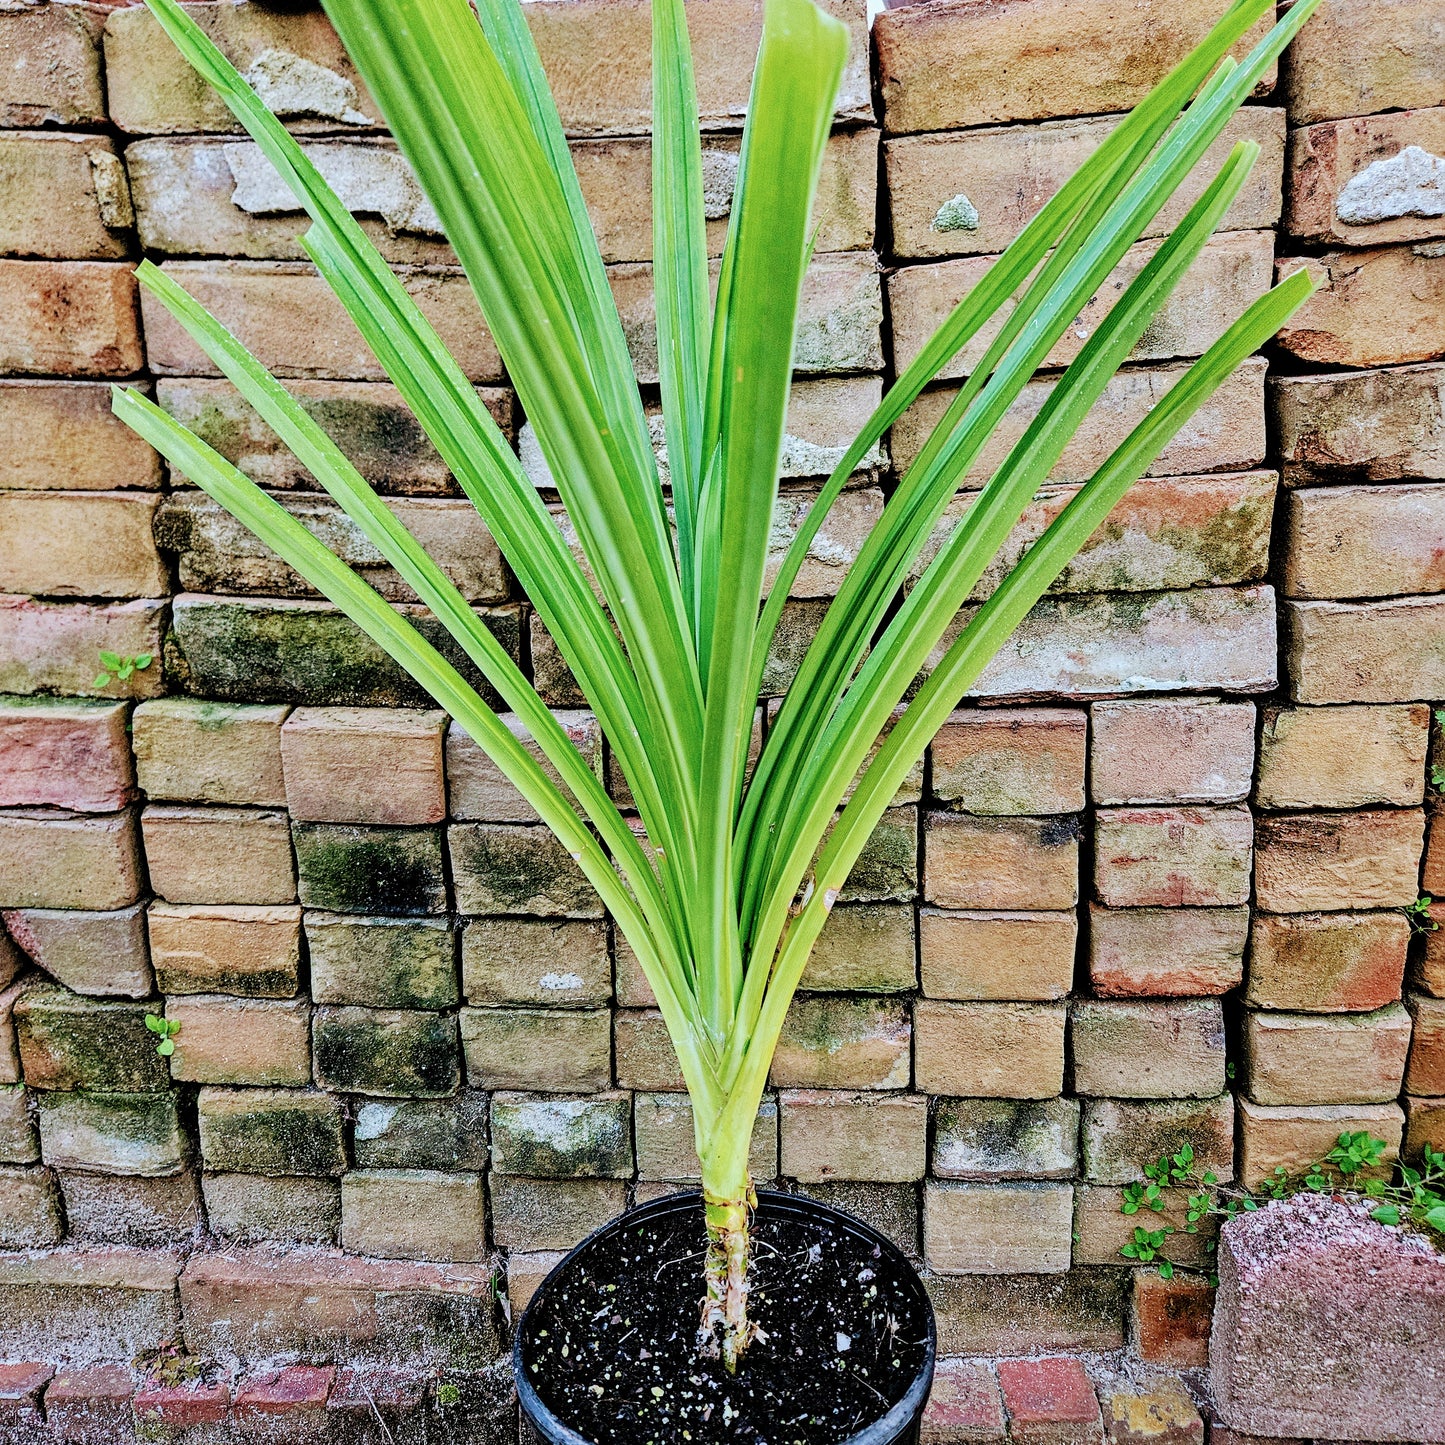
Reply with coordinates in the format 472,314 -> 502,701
520,1204 -> 930,1445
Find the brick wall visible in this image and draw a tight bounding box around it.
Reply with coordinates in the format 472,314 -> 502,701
0,0 -> 1443,1400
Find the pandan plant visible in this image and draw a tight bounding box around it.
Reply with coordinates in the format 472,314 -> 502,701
117,0 -> 1318,1374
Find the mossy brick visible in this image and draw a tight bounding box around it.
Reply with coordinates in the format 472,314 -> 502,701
0,696 -> 133,813
132,698 -> 289,806
35,1091 -> 184,1177
636,1091 -> 777,1183
777,1089 -> 924,1183
141,805 -> 296,907
1094,806 -> 1253,908
294,823 -> 447,917
772,995 -> 911,1090
59,1169 -> 201,1249
799,904 -> 916,993
307,912 -> 457,1009
148,902 -> 302,997
927,1268 -> 1128,1357
0,131 -> 131,260
167,594 -> 519,709
933,1098 -> 1080,1181
1255,808 -> 1426,911
341,1169 -> 487,1263
1074,1183 -> 1217,1270
447,711 -> 603,823
924,812 -> 1079,910
202,1173 -> 340,1246
490,1092 -> 632,1179
461,916 -> 610,1007
0,1083 -> 37,1164
0,1165 -> 63,1249
3,903 -> 152,998
1091,698 -> 1256,806
488,1173 -> 626,1252
0,260 -> 144,377
1071,999 -> 1227,1100
794,1180 -> 921,1258
1244,1004 -> 1413,1106
1080,1095 -> 1235,1185
1257,704 -> 1429,810
919,908 -> 1076,1001
14,986 -> 169,1092
460,1006 -> 610,1092
840,805 -> 918,903
0,379 -> 161,493
1089,905 -> 1248,998
613,1008 -> 684,1091
448,822 -> 604,918
313,1006 -> 460,1098
924,1180 -> 1074,1275
1246,911 -> 1409,1013
1238,1099 -> 1405,1191
165,995 -> 312,1087
353,1093 -> 488,1172
930,707 -> 1086,816
0,808 -> 141,911
0,595 -> 168,701
196,1086 -> 345,1177
0,5 -> 106,127
915,1000 -> 1067,1100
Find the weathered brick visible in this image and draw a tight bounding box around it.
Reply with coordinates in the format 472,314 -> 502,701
307,912 -> 456,1010
1287,595 -> 1445,703
0,5 -> 106,127
506,1251 -> 567,1317
449,822 -> 602,919
1279,0 -> 1445,126
841,805 -> 919,903
925,1181 -> 1074,1274
341,1169 -> 486,1263
771,995 -> 911,1091
996,1356 -> 1104,1445
488,1173 -> 625,1253
491,1092 -> 632,1179
1420,899 -> 1445,996
924,812 -> 1079,911
875,0 -> 1272,133
0,1165 -> 63,1248
132,699 -> 288,806
234,1366 -> 336,1430
4,903 -> 152,998
59,1169 -> 200,1248
930,708 -> 1085,815
920,909 -> 1076,1002
42,1362 -> 137,1444
205,1170 -> 338,1246
460,1006 -> 610,1093
1236,1097 -> 1404,1189
800,903 -> 917,994
0,260 -> 143,376
313,1006 -> 459,1099
36,1091 -> 183,1177
0,379 -> 161,492
631,1090 -> 774,1183
1080,1094 -> 1234,1185
1094,806 -> 1253,909
1091,699 -> 1256,806
1246,911 -> 1410,1012
148,902 -> 301,997
778,1089 -> 925,1183
1072,1000 -> 1227,1100
1072,1183 -> 1216,1271
1256,704 -> 1429,808
927,1269 -> 1128,1357
1088,905 -> 1248,998
447,711 -> 601,824
1131,1269 -> 1216,1368
0,808 -> 141,911
1253,807 -> 1423,911
1405,1095 -> 1445,1158
353,1093 -> 488,1173
1273,362 -> 1445,485
133,1380 -> 230,1430
197,1086 -> 345,1177
0,977 -> 21,1084
1245,1003 -> 1413,1105
921,1357 -> 1007,1445
1101,1382 -> 1203,1445
0,594 -> 166,699
933,1097 -> 1079,1181
1283,483 -> 1445,599
613,1008 -> 685,1092
293,822 -> 447,918
142,259 -> 503,383
914,1000 -> 1066,1099
142,804 -> 296,907
794,1180 -> 922,1258
460,916 -> 609,1008
0,1084 -> 37,1165
15,986 -> 168,1092
1405,992 -> 1445,1094
165,995 -> 311,1087
0,697 -> 133,812
1,492 -> 162,602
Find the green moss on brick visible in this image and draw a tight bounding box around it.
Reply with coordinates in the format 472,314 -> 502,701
295,825 -> 447,916
197,1087 -> 345,1177
14,986 -> 170,1093
313,1006 -> 460,1097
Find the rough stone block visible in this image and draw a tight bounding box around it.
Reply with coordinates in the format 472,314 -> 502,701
1284,483 -> 1445,599
771,995 -> 911,1091
59,1169 -> 201,1249
0,1165 -> 63,1249
1253,808 -> 1424,911
490,1092 -> 632,1179
1131,1268 -> 1216,1369
36,1091 -> 183,1177
1090,699 -> 1256,806
293,822 -> 447,919
460,916 -> 610,1008
1246,911 -> 1410,1012
0,808 -> 141,911
930,708 -> 1086,815
919,909 -> 1077,1002
777,1089 -> 926,1183
924,812 -> 1079,911
446,711 -> 601,824
197,1086 -> 344,1178
933,1097 -> 1079,1181
341,1169 -> 486,1263
632,1090 -> 775,1184
165,995 -> 312,1087
353,1094 -> 487,1174
1094,806 -> 1253,908
15,986 -> 168,1092
1236,1097 -> 1404,1189
1088,905 -> 1248,998
142,805 -> 296,907
488,1174 -> 626,1253
927,1270 -> 1128,1358
313,1006 -> 459,1099
0,595 -> 166,701
1245,1003 -> 1413,1105
4,904 -> 152,998
0,491 -> 165,599
925,1182 -> 1074,1275
613,1008 -> 685,1092
0,260 -> 143,377
914,1000 -> 1066,1099
1406,992 -> 1445,1095
306,912 -> 456,1010
800,903 -> 917,993
449,822 -> 603,919
0,697 -> 133,813
204,1173 -> 340,1247
1072,1000 -> 1227,1100
921,1357 -> 1006,1445
460,1006 -> 610,1093
148,902 -> 301,997
1080,1095 -> 1235,1186
1257,703 -> 1429,809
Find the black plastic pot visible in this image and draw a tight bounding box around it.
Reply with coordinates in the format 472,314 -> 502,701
516,1188 -> 937,1445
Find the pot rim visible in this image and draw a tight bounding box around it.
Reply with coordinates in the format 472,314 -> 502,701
514,1187 -> 938,1445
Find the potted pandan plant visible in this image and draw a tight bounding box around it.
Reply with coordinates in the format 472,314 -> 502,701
117,0 -> 1319,1437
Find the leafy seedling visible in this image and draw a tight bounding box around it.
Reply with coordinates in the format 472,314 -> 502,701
94,650 -> 154,689
144,1013 -> 181,1057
